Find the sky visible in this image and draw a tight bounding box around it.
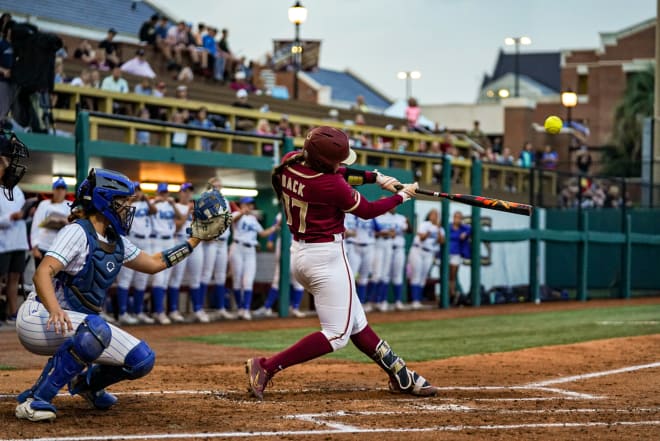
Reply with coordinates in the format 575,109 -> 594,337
156,0 -> 656,105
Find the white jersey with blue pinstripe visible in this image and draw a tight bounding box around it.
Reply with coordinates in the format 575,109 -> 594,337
151,200 -> 176,237
129,200 -> 153,238
232,213 -> 263,245
45,223 -> 139,310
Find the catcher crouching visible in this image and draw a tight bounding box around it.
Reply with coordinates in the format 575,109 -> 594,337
14,169 -> 231,422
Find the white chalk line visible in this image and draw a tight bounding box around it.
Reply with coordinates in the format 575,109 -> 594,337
525,361 -> 660,387
1,421 -> 659,441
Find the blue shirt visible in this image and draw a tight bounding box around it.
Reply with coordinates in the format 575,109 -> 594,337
202,34 -> 217,57
449,224 -> 471,255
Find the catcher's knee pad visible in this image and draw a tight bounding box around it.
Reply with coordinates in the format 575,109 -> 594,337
372,340 -> 413,391
73,315 -> 112,363
123,341 -> 155,379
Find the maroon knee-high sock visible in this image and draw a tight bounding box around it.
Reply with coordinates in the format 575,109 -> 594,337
350,325 -> 381,356
262,331 -> 333,374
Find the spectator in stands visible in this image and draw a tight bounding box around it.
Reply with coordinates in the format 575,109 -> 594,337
355,113 -> 366,126
482,146 -> 496,162
90,68 -> 101,88
0,19 -> 12,122
189,106 -> 215,151
498,147 -> 514,165
53,58 -> 65,84
154,16 -> 171,59
255,118 -> 275,155
101,67 -> 129,93
232,88 -> 253,109
73,39 -> 98,66
541,145 -> 558,170
153,80 -> 166,98
136,107 -> 151,145
134,78 -> 153,95
605,185 -> 623,208
405,97 -> 421,130
518,141 -> 534,168
139,14 -> 159,47
468,120 -> 490,149
98,28 -> 121,69
202,27 -> 224,81
275,115 -> 293,137
351,95 -> 369,114
165,21 -> 201,72
439,129 -> 454,154
491,136 -> 503,154
70,69 -> 92,87
218,28 -> 237,79
170,110 -> 188,148
175,84 -> 188,100
177,65 -> 194,82
120,48 -> 156,79
230,70 -> 254,92
575,143 -> 592,175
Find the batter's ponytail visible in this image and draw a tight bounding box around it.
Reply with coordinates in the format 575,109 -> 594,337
271,152 -> 304,200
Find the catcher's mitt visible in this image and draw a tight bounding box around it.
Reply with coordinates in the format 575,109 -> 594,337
187,189 -> 232,240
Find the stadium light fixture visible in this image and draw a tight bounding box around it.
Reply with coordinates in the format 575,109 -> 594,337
397,70 -> 422,100
504,36 -> 531,97
288,1 -> 307,100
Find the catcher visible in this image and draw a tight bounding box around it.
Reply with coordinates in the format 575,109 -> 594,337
14,168 -> 231,422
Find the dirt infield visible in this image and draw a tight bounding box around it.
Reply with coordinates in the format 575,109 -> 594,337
1,298 -> 659,440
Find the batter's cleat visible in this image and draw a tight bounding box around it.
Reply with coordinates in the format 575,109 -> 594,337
168,311 -> 185,323
387,371 -> 438,397
15,398 -> 57,422
153,312 -> 171,325
69,374 -> 118,410
136,313 -> 155,324
118,313 -> 138,325
289,307 -> 305,318
193,309 -> 210,323
246,357 -> 272,400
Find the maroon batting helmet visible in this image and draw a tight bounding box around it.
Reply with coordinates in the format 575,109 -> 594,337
303,126 -> 356,172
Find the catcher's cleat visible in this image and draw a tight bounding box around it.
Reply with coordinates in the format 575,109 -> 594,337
387,371 -> 438,397
246,357 -> 272,400
69,374 -> 117,410
15,398 -> 57,422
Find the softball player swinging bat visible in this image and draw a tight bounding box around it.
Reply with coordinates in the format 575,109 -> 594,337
246,126 -> 438,400
14,168 -> 229,422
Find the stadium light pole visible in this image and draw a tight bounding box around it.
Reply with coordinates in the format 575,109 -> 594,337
288,1 -> 307,100
397,70 -> 421,100
504,36 -> 531,98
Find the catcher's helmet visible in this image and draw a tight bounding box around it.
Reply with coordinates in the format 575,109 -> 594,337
303,126 -> 356,172
77,168 -> 136,235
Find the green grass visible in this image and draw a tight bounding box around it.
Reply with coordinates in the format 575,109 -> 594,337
0,365 -> 15,371
185,305 -> 660,362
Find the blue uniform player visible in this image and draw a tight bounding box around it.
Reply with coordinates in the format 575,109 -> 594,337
14,168 -> 223,422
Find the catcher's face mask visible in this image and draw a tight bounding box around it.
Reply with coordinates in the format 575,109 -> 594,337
0,131 -> 30,201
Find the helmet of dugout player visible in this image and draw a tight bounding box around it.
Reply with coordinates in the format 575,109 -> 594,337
303,126 -> 356,172
77,168 -> 136,235
0,130 -> 29,201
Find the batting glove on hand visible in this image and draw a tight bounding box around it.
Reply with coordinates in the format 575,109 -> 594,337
375,170 -> 402,193
397,182 -> 418,202
187,189 -> 232,241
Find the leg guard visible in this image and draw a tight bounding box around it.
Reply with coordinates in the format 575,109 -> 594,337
372,340 -> 437,397
18,315 -> 111,406
69,341 -> 155,409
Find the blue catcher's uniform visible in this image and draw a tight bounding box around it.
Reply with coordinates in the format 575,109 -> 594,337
14,169 -> 156,422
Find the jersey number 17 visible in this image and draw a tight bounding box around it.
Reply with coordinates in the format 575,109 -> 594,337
282,194 -> 308,234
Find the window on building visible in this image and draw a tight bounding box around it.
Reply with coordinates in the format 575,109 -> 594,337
577,74 -> 589,95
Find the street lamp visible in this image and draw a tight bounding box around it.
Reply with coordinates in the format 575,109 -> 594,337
561,89 -> 578,126
504,36 -> 531,98
288,1 -> 308,100
397,70 -> 421,100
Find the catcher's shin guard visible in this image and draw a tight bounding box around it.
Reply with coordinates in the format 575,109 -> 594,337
371,340 -> 437,397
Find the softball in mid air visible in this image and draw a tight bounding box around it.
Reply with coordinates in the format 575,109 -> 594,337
544,115 -> 563,134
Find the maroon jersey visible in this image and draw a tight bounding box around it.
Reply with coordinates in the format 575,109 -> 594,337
279,154 -> 402,242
